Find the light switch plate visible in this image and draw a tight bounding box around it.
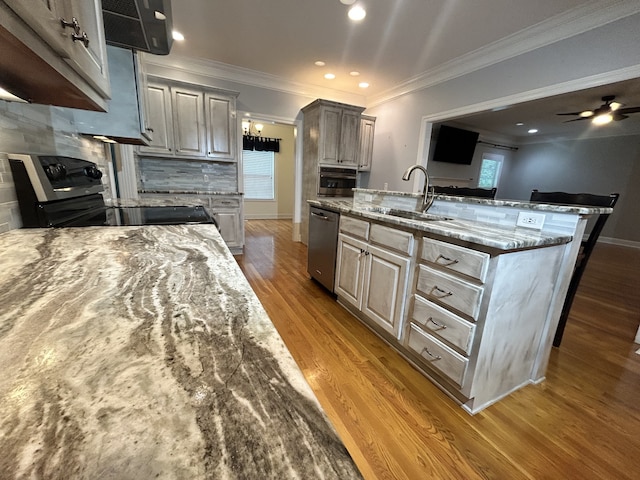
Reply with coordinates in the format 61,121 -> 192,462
517,211 -> 545,230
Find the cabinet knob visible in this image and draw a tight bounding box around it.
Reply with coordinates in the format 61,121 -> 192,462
72,31 -> 90,48
60,17 -> 81,35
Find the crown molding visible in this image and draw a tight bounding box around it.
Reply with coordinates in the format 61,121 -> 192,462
367,0 -> 640,107
142,54 -> 366,106
142,1 -> 639,110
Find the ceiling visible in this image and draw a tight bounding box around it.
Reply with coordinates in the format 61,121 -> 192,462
448,77 -> 640,143
166,1 -> 640,140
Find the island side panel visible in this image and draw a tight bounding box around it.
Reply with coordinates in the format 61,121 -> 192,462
464,244 -> 565,412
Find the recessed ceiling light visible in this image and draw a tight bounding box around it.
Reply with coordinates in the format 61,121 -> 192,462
528,128 -> 538,134
516,122 -> 524,126
172,30 -> 184,41
324,73 -> 336,80
340,0 -> 356,5
358,82 -> 369,89
154,11 -> 166,21
348,6 -> 366,21
350,71 -> 360,76
314,61 -> 326,67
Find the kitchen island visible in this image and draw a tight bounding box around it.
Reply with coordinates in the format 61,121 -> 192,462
309,189 -> 612,413
0,225 -> 362,479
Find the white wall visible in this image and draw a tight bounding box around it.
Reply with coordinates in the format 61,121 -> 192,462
498,134 -> 640,243
366,13 -> 640,193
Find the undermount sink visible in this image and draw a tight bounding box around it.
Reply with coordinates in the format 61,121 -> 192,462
359,206 -> 450,222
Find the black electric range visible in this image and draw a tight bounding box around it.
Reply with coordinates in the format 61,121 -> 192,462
9,154 -> 217,228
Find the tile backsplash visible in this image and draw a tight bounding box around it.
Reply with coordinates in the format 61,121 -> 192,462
0,101 -> 111,233
137,157 -> 238,193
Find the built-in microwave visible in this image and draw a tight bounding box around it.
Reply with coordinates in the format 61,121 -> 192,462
318,166 -> 357,197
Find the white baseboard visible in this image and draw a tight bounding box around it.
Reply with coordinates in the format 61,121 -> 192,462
244,214 -> 293,220
598,236 -> 640,249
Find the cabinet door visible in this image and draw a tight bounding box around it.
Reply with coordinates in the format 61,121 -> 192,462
339,110 -> 360,166
3,0 -> 110,99
357,117 -> 375,170
140,83 -> 174,155
172,87 -> 206,157
361,244 -> 410,338
205,93 -> 236,161
319,106 -> 341,164
335,235 -> 367,309
214,211 -> 242,248
62,0 -> 110,97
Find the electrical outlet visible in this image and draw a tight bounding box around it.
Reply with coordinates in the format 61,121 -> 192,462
517,211 -> 545,229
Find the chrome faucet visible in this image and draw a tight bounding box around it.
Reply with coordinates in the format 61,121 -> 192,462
402,164 -> 435,212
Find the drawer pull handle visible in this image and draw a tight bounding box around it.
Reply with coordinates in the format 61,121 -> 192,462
421,347 -> 441,361
427,317 -> 447,329
431,286 -> 453,298
436,254 -> 459,266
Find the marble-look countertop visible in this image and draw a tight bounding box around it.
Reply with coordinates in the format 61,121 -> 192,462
0,226 -> 361,479
354,188 -> 614,214
310,199 -> 572,251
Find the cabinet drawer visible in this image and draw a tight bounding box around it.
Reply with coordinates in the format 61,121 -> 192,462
421,238 -> 489,282
210,197 -> 241,208
416,265 -> 483,320
412,295 -> 476,354
370,224 -> 414,255
340,216 -> 370,240
407,324 -> 468,387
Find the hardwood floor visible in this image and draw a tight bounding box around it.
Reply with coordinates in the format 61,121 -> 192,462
235,220 -> 640,480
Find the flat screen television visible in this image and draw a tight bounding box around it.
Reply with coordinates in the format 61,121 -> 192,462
432,125 -> 479,165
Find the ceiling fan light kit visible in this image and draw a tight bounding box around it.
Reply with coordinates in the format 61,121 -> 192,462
557,95 -> 640,125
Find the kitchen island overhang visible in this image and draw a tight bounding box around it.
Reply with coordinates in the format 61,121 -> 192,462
0,225 -> 362,479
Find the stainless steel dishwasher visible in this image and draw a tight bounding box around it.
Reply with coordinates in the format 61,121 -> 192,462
307,206 -> 340,292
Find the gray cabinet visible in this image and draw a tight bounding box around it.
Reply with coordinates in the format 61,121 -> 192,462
140,79 -> 237,161
205,93 -> 237,161
301,99 -> 369,244
210,195 -> 244,254
335,215 -> 413,339
357,115 -> 376,171
404,236 -> 565,413
0,0 -> 110,110
305,100 -> 364,166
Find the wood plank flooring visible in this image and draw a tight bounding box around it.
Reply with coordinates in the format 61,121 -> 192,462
235,220 -> 640,480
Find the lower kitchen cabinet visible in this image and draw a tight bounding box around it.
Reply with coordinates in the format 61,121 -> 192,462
210,196 -> 244,254
403,235 -> 565,413
335,215 -> 413,339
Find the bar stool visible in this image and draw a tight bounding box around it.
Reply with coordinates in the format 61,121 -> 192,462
530,189 -> 619,347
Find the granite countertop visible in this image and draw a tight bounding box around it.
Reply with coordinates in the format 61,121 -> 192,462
310,199 -> 573,251
354,188 -> 614,214
0,226 -> 361,479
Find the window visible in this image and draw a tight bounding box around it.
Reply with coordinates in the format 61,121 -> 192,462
243,150 -> 274,200
478,153 -> 504,189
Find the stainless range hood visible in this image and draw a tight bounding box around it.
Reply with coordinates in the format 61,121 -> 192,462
102,0 -> 173,55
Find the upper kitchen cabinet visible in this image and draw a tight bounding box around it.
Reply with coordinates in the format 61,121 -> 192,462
357,115 -> 376,171
140,78 -> 238,161
205,92 -> 237,161
302,100 -> 365,167
0,0 -> 110,111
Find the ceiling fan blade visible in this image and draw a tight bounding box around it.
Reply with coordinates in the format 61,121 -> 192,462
613,113 -> 628,121
563,117 -> 589,123
556,111 -> 584,116
616,106 -> 640,114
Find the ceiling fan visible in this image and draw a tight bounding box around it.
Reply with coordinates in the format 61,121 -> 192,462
557,95 -> 640,125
